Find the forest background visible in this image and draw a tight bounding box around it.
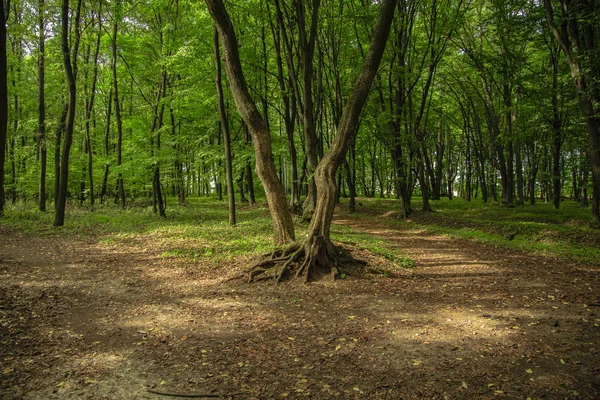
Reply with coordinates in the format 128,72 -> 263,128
0,0 -> 598,240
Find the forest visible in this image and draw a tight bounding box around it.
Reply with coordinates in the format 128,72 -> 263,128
0,0 -> 599,398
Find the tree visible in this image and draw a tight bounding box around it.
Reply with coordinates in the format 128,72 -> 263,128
214,26 -> 236,226
0,0 -> 8,217
54,0 -> 82,226
544,0 -> 600,224
205,0 -> 295,246
112,1 -> 125,210
249,0 -> 397,282
37,0 -> 46,212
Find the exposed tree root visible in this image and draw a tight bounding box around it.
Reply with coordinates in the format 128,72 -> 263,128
248,236 -> 365,283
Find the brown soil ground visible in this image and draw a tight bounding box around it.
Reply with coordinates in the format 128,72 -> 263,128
1,211 -> 599,399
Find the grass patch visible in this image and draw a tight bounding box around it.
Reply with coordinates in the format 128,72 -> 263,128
2,195 -> 598,268
344,196 -> 600,265
331,224 -> 415,270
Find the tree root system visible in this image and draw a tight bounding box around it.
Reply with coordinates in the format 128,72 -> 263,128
248,236 -> 366,283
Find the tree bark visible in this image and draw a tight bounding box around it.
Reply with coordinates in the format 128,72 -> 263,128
100,89 -> 112,204
54,0 -> 82,226
0,0 -> 8,217
37,0 -> 46,212
205,0 -> 295,246
300,0 -> 396,279
545,0 -> 600,223
214,26 -> 236,226
112,10 -> 125,209
83,6 -> 101,209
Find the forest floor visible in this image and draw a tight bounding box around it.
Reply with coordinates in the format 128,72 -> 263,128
1,206 -> 599,399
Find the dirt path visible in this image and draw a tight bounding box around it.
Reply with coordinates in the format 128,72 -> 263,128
1,215 -> 599,399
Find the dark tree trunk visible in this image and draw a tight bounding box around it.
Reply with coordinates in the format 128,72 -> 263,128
545,0 -> 600,223
551,47 -> 562,210
100,89 -> 112,204
343,159 -> 356,213
37,0 -> 46,212
214,26 -> 236,226
270,13 -> 300,212
54,0 -> 82,226
83,7 -> 101,209
299,0 -> 396,279
242,122 -> 256,205
54,105 -> 67,207
112,13 -> 125,209
0,1 -> 7,216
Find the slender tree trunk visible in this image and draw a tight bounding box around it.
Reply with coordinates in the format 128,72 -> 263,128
343,159 -> 356,213
269,4 -> 300,212
100,89 -> 112,204
545,0 -> 600,223
503,81 -> 515,205
300,0 -> 396,279
54,0 -> 82,226
37,0 -> 47,211
112,13 -> 125,209
0,2 -> 8,216
54,105 -> 67,207
83,9 -> 101,209
214,26 -> 236,226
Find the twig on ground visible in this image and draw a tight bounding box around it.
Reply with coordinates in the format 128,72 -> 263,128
147,388 -> 243,398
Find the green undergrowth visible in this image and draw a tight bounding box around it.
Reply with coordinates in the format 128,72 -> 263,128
344,196 -> 600,266
2,195 -> 598,268
331,225 -> 416,270
0,198 -> 276,263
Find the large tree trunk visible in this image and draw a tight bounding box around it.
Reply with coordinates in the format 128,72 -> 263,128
205,0 -> 295,246
214,26 -> 236,226
247,0 -> 396,283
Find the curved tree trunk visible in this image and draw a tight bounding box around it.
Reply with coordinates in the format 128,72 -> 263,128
205,0 -> 295,246
296,0 -> 396,280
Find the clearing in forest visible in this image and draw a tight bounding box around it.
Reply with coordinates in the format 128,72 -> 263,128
1,200 -> 599,399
